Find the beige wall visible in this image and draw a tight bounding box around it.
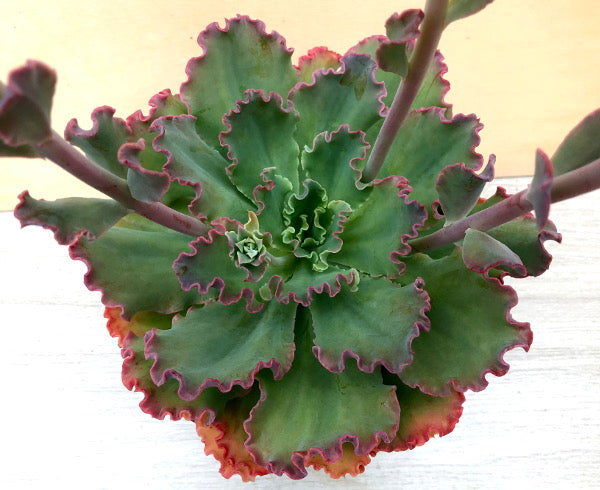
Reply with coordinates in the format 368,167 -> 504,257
1,0 -> 598,209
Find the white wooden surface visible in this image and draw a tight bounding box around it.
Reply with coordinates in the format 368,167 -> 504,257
1,177 -> 599,489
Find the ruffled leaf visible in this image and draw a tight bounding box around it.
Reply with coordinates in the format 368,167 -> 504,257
221,90 -> 300,200
296,47 -> 341,83
436,155 -> 495,223
15,191 -> 128,245
462,228 -> 527,278
377,10 -> 423,76
398,249 -> 532,396
105,307 -> 171,347
70,226 -> 203,319
304,442 -> 371,478
0,60 -> 55,146
181,16 -> 297,148
151,115 -> 250,221
289,53 -> 385,152
551,109 -> 600,176
122,333 -> 242,421
445,0 -> 495,25
301,125 -> 369,208
253,170 -> 294,250
311,276 -> 430,373
145,299 -> 297,398
65,106 -> 130,178
246,309 -> 399,479
119,139 -> 170,202
333,176 -> 426,278
378,109 -> 483,207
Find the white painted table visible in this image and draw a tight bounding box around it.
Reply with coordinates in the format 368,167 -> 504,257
1,178 -> 599,489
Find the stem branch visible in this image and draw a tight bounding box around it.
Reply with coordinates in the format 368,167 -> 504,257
34,131 -> 208,237
361,0 -> 449,182
410,158 -> 600,252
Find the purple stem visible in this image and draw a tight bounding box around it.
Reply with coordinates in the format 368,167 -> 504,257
34,131 -> 208,237
361,0 -> 449,182
410,158 -> 600,252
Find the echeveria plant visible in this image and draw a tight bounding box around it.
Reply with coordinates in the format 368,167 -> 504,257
1,0 -> 599,481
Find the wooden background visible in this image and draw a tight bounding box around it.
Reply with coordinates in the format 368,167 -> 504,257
1,178 -> 599,489
1,0 -> 599,208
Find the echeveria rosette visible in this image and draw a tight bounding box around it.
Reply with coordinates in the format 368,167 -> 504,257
1,6 -> 574,481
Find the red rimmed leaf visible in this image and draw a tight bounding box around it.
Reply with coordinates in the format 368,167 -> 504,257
221,90 -> 300,201
0,60 -> 55,147
151,114 -> 251,222
303,442 -> 372,478
296,47 -> 342,83
398,249 -> 532,396
288,53 -> 386,152
196,387 -> 269,482
70,225 -> 204,319
376,10 -> 423,76
332,176 -> 427,278
311,276 -> 430,373
105,306 -> 172,347
65,106 -> 130,178
14,191 -> 128,245
145,300 -> 297,399
181,15 -> 297,148
462,228 -> 527,279
122,333 -> 245,422
245,309 -> 399,479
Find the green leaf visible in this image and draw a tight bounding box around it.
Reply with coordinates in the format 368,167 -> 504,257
398,249 -> 532,396
311,276 -> 430,373
71,226 -> 203,319
445,0 -> 494,26
122,333 -> 243,421
145,300 -> 297,398
462,228 -> 526,278
333,176 -> 426,278
296,47 -> 342,84
221,90 -> 300,200
0,60 -> 55,146
289,54 -> 385,152
526,149 -> 553,228
152,115 -> 251,222
379,109 -> 482,206
254,170 -> 295,250
385,9 -> 423,42
0,139 -> 37,157
301,126 -> 369,209
65,106 -> 130,178
246,308 -> 399,479
551,109 -> 600,176
181,16 -> 298,148
15,192 -> 128,245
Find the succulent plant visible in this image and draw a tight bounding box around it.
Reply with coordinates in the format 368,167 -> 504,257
1,0 -> 599,481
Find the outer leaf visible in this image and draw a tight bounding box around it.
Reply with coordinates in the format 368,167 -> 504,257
333,176 -> 426,278
181,16 -> 297,148
551,109 -> 600,176
145,299 -> 297,398
378,109 -> 483,207
398,249 -> 532,396
445,0 -> 494,25
246,309 -> 399,479
462,228 -> 527,279
122,333 -> 243,421
70,226 -> 202,319
304,442 -> 372,478
65,106 -> 130,178
311,276 -> 430,373
377,10 -> 423,76
15,191 -> 128,245
300,125 -> 369,208
296,47 -> 341,83
289,53 -> 385,152
105,306 -> 172,347
0,60 -> 55,146
221,90 -> 300,200
152,115 -> 250,222
385,9 -> 423,41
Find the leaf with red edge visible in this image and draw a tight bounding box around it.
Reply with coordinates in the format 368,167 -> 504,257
296,47 -> 342,83
398,249 -> 532,396
376,10 -> 423,76
462,228 -> 527,279
332,176 -> 426,278
181,15 -> 297,148
221,90 -> 300,201
196,387 -> 269,482
245,309 -> 399,479
311,276 -> 430,373
15,191 -> 128,245
145,299 -> 297,399
105,306 -> 172,347
289,53 -> 386,152
0,60 -> 55,146
304,442 -> 371,478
